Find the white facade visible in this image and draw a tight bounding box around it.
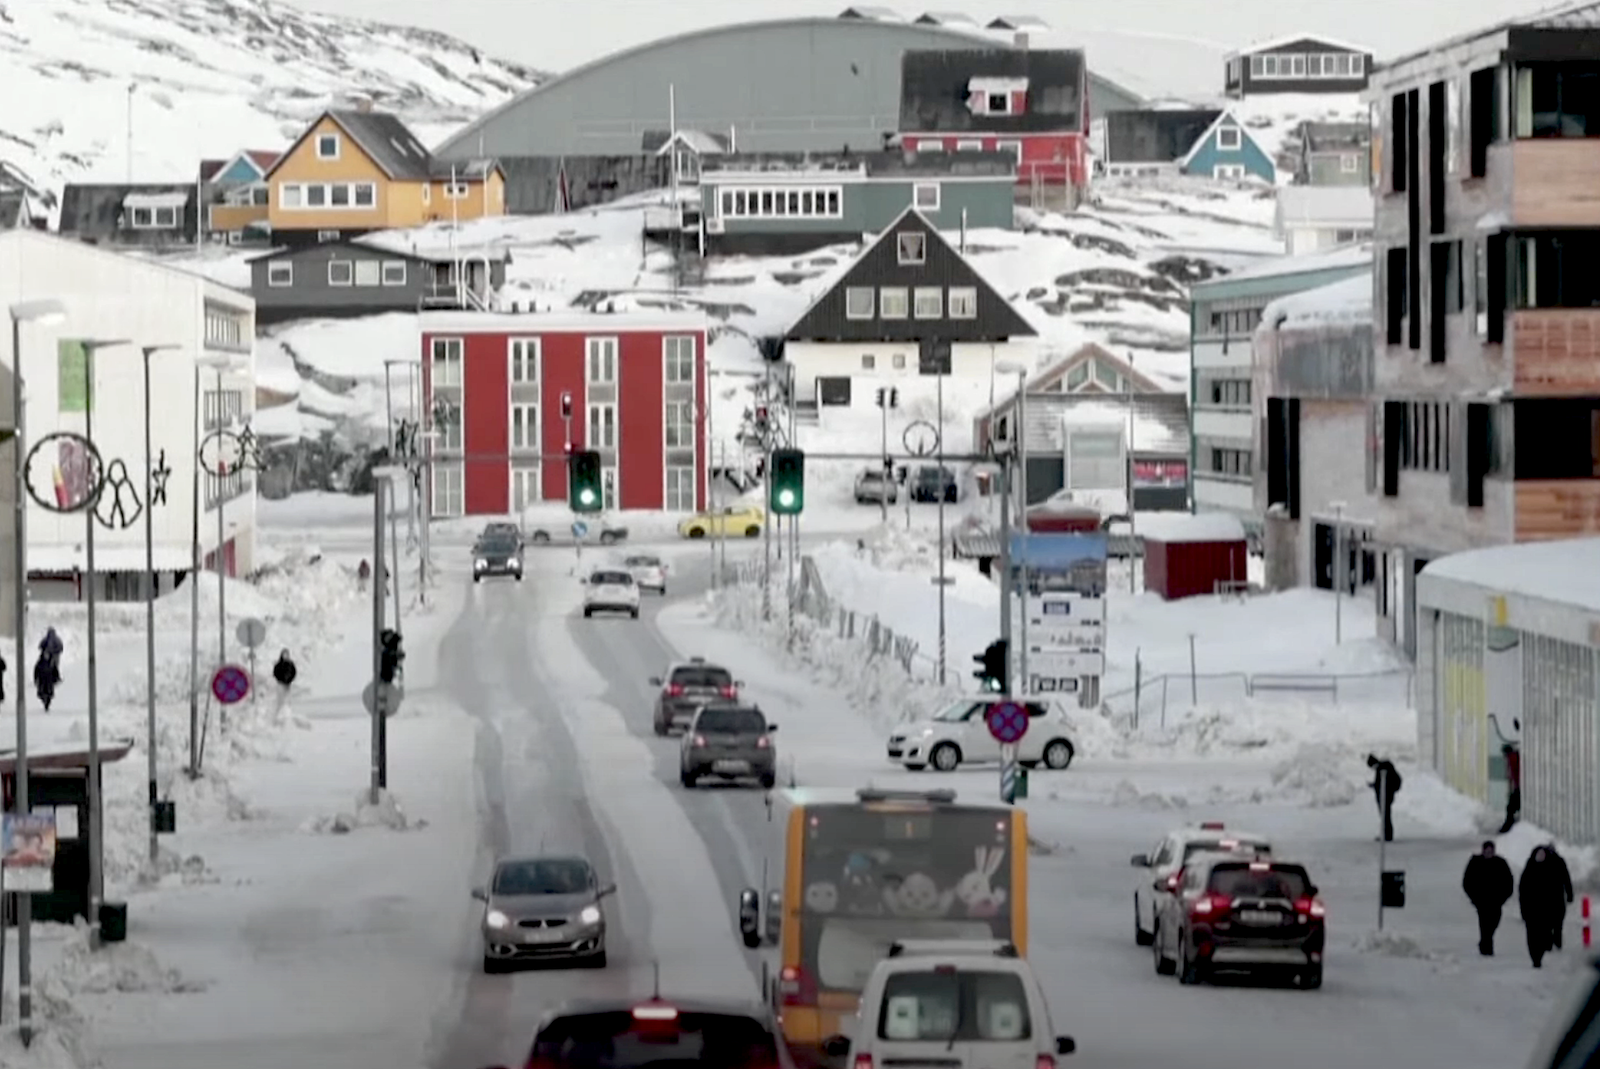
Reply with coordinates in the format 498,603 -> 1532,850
1189,334 -> 1256,517
0,230 -> 256,608
786,339 -> 1036,411
1273,186 -> 1375,257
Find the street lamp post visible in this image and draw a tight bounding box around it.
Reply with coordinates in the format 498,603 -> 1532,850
997,361 -> 1030,695
138,344 -> 179,885
193,355 -> 240,749
7,297 -> 67,1047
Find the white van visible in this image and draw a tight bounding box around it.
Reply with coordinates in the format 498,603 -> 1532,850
823,939 -> 1075,1069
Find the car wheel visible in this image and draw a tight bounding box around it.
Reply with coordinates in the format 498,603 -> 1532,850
630,608 -> 639,619
687,528 -> 706,539
654,720 -> 668,737
514,573 -> 523,582
587,948 -> 608,969
599,532 -> 616,545
1043,739 -> 1075,770
473,575 -> 481,583
582,608 -> 593,618
929,742 -> 961,772
744,525 -> 760,538
1153,924 -> 1175,975
759,772 -> 776,790
1178,937 -> 1204,985
1297,966 -> 1323,991
483,954 -> 505,975
531,531 -> 551,544
680,770 -> 696,787
1134,893 -> 1154,946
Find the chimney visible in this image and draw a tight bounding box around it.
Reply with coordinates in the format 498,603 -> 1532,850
1015,31 -> 1029,49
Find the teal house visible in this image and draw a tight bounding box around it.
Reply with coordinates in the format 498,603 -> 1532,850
1177,111 -> 1276,183
696,150 -> 1016,256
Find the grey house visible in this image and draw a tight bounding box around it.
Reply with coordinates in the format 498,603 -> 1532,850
57,183 -> 198,248
249,238 -> 508,325
1223,35 -> 1371,97
1101,109 -> 1222,177
1292,121 -> 1371,186
498,155 -> 667,215
697,150 -> 1016,256
0,189 -> 35,230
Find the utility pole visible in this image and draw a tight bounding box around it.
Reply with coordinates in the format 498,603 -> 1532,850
761,363 -> 773,621
706,373 -> 718,589
369,480 -> 386,804
878,387 -> 890,525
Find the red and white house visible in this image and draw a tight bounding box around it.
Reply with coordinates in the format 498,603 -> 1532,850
897,48 -> 1091,192
419,311 -> 710,517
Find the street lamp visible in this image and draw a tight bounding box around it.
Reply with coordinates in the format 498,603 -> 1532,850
190,353 -> 243,775
138,344 -> 179,886
7,296 -> 65,1047
996,359 -> 1029,695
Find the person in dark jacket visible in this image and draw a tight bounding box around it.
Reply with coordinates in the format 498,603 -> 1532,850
271,649 -> 297,689
1499,742 -> 1522,834
1520,845 -> 1568,967
0,650 -> 8,702
1367,754 -> 1402,842
1546,843 -> 1575,950
1464,840 -> 1514,955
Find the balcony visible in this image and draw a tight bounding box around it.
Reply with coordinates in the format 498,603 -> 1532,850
1510,140 -> 1600,226
207,202 -> 268,234
1513,309 -> 1600,395
1515,480 -> 1600,541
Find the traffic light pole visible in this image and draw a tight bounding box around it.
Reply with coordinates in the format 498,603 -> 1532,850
370,481 -> 386,804
998,450 -> 1013,676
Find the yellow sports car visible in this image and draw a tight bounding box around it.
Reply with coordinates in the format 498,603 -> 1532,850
678,504 -> 765,539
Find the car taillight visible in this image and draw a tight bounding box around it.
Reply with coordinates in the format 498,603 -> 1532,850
720,685 -> 738,698
1191,893 -> 1232,918
853,1056 -> 873,1069
778,965 -> 817,1005
667,684 -> 685,697
1036,1056 -> 1056,1069
756,735 -> 769,748
1296,897 -> 1326,919
693,735 -> 707,747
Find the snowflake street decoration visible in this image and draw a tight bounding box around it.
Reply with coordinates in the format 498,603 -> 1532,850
149,448 -> 172,507
235,421 -> 265,471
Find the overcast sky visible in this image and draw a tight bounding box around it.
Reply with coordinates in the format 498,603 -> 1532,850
288,0 -> 1559,73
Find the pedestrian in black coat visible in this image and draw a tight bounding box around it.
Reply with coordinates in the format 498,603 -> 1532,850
0,650 -> 8,702
1520,845 -> 1568,967
1547,843 -> 1575,950
1463,840 -> 1514,955
1367,754 -> 1402,842
271,649 -> 297,688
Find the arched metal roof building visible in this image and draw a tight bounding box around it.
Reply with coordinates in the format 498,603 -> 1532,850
436,17 -> 1143,159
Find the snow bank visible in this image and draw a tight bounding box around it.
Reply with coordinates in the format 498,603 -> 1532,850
301,789 -> 426,834
0,990 -> 99,1068
41,928 -> 206,997
1496,821 -> 1599,887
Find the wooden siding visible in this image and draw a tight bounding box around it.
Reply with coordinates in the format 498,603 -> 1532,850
1513,309 -> 1600,396
208,203 -> 268,232
1515,480 -> 1600,541
1510,140 -> 1600,227
268,115 -> 393,231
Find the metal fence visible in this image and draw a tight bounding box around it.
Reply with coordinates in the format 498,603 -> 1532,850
1101,666 -> 1415,730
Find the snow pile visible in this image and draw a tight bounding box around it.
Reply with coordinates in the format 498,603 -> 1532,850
1496,822 -> 1600,887
1135,701 -> 1416,763
1268,743 -> 1367,808
1109,779 -> 1196,810
302,789 -> 427,835
0,991 -> 99,1068
41,929 -> 206,997
1349,929 -> 1452,964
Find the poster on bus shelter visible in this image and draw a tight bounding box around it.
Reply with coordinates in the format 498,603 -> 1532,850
2,812 -> 56,893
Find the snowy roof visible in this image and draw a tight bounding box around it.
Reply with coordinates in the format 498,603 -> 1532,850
1274,185 -> 1374,230
1136,512 -> 1247,544
1381,1 -> 1600,74
418,310 -> 709,333
1224,33 -> 1372,60
1421,538 -> 1600,614
1208,242 -> 1373,284
1261,271 -> 1373,328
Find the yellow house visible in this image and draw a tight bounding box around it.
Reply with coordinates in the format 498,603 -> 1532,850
263,108 -> 505,244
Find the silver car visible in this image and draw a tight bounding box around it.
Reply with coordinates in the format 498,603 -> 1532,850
854,467 -> 898,504
472,855 -> 616,972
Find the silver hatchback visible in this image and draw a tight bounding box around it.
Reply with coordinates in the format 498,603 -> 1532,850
473,855 -> 616,972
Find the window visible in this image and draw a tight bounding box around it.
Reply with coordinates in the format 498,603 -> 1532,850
1474,237 -> 1489,337
354,183 -> 375,207
512,468 -> 540,511
1092,359 -> 1119,389
877,970 -> 1032,1042
861,354 -> 877,370
1391,93 -> 1409,192
204,306 -> 245,348
431,464 -> 463,518
897,232 -> 926,265
1398,401 -> 1452,473
917,139 -> 945,152
1210,378 -> 1251,407
1518,64 -> 1600,138
955,139 -> 983,151
509,338 -> 540,384
650,337 -> 693,388
275,182 -> 379,211
913,182 -> 940,210
914,287 -> 942,319
510,403 -> 539,450
1291,55 -> 1306,76
316,133 -> 340,159
665,467 -> 695,511
879,287 -> 909,319
846,287 -> 874,319
1262,55 -> 1279,77
381,261 -> 406,286
306,184 -> 326,207
1217,126 -> 1241,150
986,92 -> 1010,114
330,184 -> 350,207
1469,66 -> 1498,178
948,287 -> 977,318
444,183 -> 470,199
1385,247 -> 1407,344
328,260 -> 353,286
439,412 -> 462,450
892,353 -> 906,369
586,337 -> 617,384
1210,447 -> 1253,476
587,403 -> 617,448
266,262 -> 292,287
317,229 -> 340,242
1250,55 -> 1265,77
665,400 -> 694,448
718,185 -> 843,219
602,467 -> 618,510
279,184 -> 302,211
354,260 -> 380,286
430,336 -> 463,387
1341,153 -> 1359,173
996,140 -> 1023,164
1213,164 -> 1246,179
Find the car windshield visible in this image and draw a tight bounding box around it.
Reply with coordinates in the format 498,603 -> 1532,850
625,556 -> 661,568
697,707 -> 764,734
932,702 -> 976,723
671,666 -> 733,688
478,537 -> 518,554
529,1010 -> 781,1069
877,970 -> 1032,1042
493,858 -> 592,895
1207,863 -> 1309,901
860,471 -> 885,482
592,571 -> 633,586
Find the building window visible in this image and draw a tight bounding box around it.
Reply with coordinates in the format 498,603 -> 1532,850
913,286 -> 942,318
354,260 -> 380,286
1517,65 -> 1600,139
316,133 -> 340,159
431,464 -> 463,517
276,182 -> 379,211
1217,126 -> 1241,150
444,183 -> 470,199
587,403 -> 617,448
1513,232 -> 1600,307
1385,246 -> 1407,343
266,262 -> 292,287
1341,154 -> 1359,172
996,140 -> 1023,164
328,260 -> 353,286
664,336 -> 695,384
1474,237 -> 1489,336
354,183 -> 376,207
586,337 -> 617,383
892,353 -> 907,369
510,403 -> 539,450
1399,400 -> 1452,473
665,400 -> 694,448
1214,164 -> 1246,179
917,140 -> 945,152
1209,378 -> 1251,407
1209,448 -> 1252,477
861,354 -> 876,370
879,287 -> 909,319
913,183 -> 941,210
204,307 -> 245,348
897,232 -> 926,265
665,467 -> 695,511
127,205 -> 179,229
1250,55 -> 1265,77
845,287 -> 874,319
512,467 -> 540,511
509,337 -> 540,384
602,467 -> 618,510
716,185 -> 842,219
381,261 -> 406,286
956,139 -> 983,151
317,229 -> 340,242
947,287 -> 977,319
439,413 -> 462,451
430,336 -> 463,387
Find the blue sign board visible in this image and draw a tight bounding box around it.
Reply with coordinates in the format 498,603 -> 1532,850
1008,532 -> 1108,598
572,520 -> 589,540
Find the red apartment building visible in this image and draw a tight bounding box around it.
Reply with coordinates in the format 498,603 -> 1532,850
419,311 -> 710,517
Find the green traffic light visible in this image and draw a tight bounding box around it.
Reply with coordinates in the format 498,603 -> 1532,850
579,488 -> 596,505
777,488 -> 795,507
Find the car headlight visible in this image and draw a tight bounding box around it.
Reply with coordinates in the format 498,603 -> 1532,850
485,909 -> 510,929
920,727 -> 936,737
475,559 -> 488,569
579,904 -> 602,925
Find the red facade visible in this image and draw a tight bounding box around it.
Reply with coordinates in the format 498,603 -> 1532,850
903,134 -> 1090,189
1143,537 -> 1249,601
419,314 -> 708,517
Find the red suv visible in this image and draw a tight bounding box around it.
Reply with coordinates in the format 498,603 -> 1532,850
1153,855 -> 1325,990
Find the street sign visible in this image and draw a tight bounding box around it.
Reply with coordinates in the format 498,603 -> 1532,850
211,664 -> 251,705
985,701 -> 1030,744
572,520 -> 589,540
363,681 -> 405,718
1027,649 -> 1105,678
236,616 -> 267,649
1028,673 -> 1081,695
902,421 -> 939,457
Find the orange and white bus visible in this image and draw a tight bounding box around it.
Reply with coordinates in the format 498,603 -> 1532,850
742,787 -> 1028,1066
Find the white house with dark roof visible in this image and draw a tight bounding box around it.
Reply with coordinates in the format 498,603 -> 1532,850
1223,34 -> 1372,97
1274,185 -> 1376,255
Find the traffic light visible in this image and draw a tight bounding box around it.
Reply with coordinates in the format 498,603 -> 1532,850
769,448 -> 805,515
973,639 -> 1008,694
875,387 -> 899,409
379,628 -> 405,685
560,391 -> 573,420
569,449 -> 603,512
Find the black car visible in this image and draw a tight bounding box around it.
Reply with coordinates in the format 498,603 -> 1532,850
910,465 -> 958,503
473,534 -> 524,582
1154,855 -> 1325,989
477,996 -> 791,1069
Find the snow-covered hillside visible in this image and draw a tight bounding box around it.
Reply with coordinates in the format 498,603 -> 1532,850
0,0 -> 542,204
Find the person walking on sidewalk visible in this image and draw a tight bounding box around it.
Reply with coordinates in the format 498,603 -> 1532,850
1500,741 -> 1522,834
1546,842 -> 1575,950
1367,754 -> 1402,842
1520,845 -> 1567,968
1463,840 -> 1514,956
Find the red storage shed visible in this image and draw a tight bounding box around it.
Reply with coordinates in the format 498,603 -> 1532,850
1025,501 -> 1102,533
1140,513 -> 1249,600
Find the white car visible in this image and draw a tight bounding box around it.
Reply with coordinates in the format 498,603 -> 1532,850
623,553 -> 668,594
887,699 -> 1076,773
1129,821 -> 1271,948
822,939 -> 1075,1069
581,567 -> 640,618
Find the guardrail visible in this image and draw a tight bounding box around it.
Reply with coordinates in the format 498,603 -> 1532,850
1101,667 -> 1414,730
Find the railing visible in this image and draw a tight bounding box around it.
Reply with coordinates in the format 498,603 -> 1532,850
1100,667 -> 1415,730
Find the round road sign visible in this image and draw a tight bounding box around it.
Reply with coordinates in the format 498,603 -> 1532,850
986,700 -> 1029,744
236,616 -> 267,649
211,664 -> 251,705
572,520 -> 589,540
902,420 -> 940,457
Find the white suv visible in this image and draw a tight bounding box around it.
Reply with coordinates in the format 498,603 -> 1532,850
888,700 -> 1075,773
582,567 -> 640,618
1129,821 -> 1271,948
824,939 -> 1075,1069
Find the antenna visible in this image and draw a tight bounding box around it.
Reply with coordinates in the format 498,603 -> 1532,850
651,959 -> 661,999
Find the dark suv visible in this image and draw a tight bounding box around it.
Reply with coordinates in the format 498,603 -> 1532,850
1153,855 -> 1325,989
680,704 -> 777,789
650,658 -> 739,736
480,997 -> 791,1069
473,533 -> 524,582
